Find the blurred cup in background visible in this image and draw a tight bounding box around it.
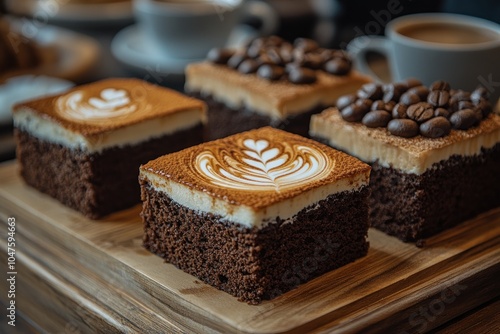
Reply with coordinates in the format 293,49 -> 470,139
348,13 -> 500,103
133,0 -> 278,59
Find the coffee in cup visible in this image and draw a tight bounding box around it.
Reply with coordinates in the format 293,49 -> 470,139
347,13 -> 500,103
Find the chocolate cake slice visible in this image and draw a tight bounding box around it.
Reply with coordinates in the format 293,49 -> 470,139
13,78 -> 206,219
185,36 -> 371,140
140,127 -> 371,304
310,80 -> 500,242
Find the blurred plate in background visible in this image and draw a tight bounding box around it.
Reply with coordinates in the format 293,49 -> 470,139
5,0 -> 133,27
1,17 -> 100,83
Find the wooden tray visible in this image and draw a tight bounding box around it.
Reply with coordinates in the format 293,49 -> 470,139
0,161 -> 499,333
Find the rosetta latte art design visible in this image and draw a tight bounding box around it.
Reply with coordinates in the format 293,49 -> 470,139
194,138 -> 333,192
56,88 -> 139,120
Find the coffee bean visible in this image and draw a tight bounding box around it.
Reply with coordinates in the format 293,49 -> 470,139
357,83 -> 383,100
227,53 -> 247,69
405,78 -> 422,89
247,43 -> 263,58
266,48 -> 283,65
394,82 -> 408,93
318,48 -> 333,62
324,58 -> 351,75
420,117 -> 451,138
257,53 -> 273,65
400,91 -> 421,105
475,98 -> 493,118
285,62 -> 300,73
382,84 -> 402,102
362,110 -> 392,128
279,45 -> 294,63
336,94 -> 356,110
471,86 -> 489,102
392,103 -> 408,119
385,100 -> 396,111
427,90 -> 450,107
355,98 -> 373,110
408,85 -> 430,100
371,100 -> 386,111
406,102 -> 434,123
288,67 -> 317,84
257,64 -> 284,80
207,48 -> 234,64
388,119 -> 420,138
294,38 -> 319,52
429,80 -> 450,91
450,109 -> 477,130
292,48 -> 305,64
434,107 -> 450,118
450,90 -> 471,105
303,53 -> 324,69
341,103 -> 369,122
265,35 -> 284,47
238,59 -> 259,74
474,107 -> 484,121
457,100 -> 475,110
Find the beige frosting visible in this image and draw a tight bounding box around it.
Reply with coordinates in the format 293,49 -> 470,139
185,62 -> 371,120
310,108 -> 500,174
13,78 -> 207,152
140,127 -> 371,228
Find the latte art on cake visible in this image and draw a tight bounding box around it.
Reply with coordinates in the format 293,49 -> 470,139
56,88 -> 142,121
194,138 -> 333,192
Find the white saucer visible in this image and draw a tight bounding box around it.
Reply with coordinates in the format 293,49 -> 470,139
111,24 -> 258,77
5,0 -> 133,27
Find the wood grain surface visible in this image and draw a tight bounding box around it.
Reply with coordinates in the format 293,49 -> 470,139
0,161 -> 499,333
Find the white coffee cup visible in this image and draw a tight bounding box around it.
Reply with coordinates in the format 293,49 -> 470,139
133,0 -> 278,59
347,13 -> 500,103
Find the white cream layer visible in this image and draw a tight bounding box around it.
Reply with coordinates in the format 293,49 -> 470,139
141,169 -> 369,229
185,66 -> 366,120
13,107 -> 204,153
310,109 -> 500,175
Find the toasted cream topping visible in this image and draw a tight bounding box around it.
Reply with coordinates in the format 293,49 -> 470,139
14,107 -> 203,153
56,88 -> 143,121
185,62 -> 371,120
194,137 -> 333,192
140,127 -> 371,228
12,78 -> 207,152
310,108 -> 500,174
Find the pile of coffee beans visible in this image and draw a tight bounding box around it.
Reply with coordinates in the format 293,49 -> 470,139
336,79 -> 492,138
207,36 -> 352,84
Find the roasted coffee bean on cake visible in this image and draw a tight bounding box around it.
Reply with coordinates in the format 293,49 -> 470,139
140,127 -> 371,304
310,79 -> 500,242
185,36 -> 371,141
13,78 -> 207,219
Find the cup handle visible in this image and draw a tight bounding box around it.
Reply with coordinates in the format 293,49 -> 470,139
242,0 -> 279,36
347,36 -> 392,83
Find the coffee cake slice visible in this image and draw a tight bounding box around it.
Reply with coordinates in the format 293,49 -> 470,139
140,127 -> 371,304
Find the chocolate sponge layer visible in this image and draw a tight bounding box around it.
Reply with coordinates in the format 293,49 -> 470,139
368,143 -> 500,241
141,180 -> 369,304
190,92 -> 326,141
15,125 -> 203,219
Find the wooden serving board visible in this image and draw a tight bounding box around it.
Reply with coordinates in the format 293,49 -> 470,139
0,161 -> 499,333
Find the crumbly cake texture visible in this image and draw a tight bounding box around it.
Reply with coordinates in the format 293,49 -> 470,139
13,78 -> 207,219
310,108 -> 500,241
16,125 -> 203,219
140,127 -> 371,303
185,62 -> 370,140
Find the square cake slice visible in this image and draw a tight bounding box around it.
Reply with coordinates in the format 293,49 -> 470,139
13,78 -> 206,219
185,36 -> 371,141
310,80 -> 500,242
140,127 -> 371,304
